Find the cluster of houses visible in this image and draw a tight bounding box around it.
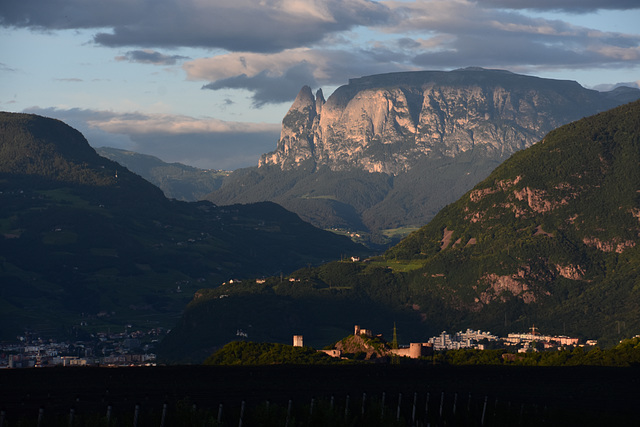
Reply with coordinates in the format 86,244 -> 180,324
428,329 -> 499,351
0,329 -> 164,368
294,325 -> 597,360
428,326 -> 597,352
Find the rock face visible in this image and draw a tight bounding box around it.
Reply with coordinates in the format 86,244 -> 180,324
261,86 -> 323,169
260,68 -> 638,175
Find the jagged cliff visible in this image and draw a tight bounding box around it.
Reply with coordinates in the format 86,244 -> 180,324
260,68 -> 637,175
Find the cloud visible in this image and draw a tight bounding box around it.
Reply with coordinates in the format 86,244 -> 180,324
183,0 -> 640,105
92,112 -> 279,135
23,107 -> 280,170
115,50 -> 189,65
377,0 -> 640,71
5,0 -> 639,112
0,0 -> 390,52
202,66 -> 318,107
474,0 -> 640,12
187,48 -> 416,106
0,62 -> 18,72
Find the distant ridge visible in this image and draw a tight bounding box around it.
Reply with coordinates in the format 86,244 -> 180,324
97,146 -> 229,201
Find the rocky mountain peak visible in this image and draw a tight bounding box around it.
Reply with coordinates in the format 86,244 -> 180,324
259,69 -> 640,175
290,85 -> 315,112
259,85 -> 322,168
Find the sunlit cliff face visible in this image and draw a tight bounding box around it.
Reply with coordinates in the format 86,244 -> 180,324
261,69 -> 631,176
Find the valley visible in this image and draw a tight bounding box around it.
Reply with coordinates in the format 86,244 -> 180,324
2,70 -> 640,368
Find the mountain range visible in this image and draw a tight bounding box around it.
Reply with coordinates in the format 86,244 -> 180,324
3,69 -> 640,363
206,68 -> 640,247
0,112 -> 367,340
96,147 -> 229,202
161,99 -> 640,362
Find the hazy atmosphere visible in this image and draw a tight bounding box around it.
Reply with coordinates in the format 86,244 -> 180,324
2,0 -> 639,169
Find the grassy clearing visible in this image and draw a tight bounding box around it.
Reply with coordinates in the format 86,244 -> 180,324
90,247 -> 119,257
366,258 -> 425,273
301,193 -> 338,201
381,226 -> 421,239
38,188 -> 90,206
43,230 -> 78,245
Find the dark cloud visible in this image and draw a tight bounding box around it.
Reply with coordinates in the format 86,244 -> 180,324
397,38 -> 422,49
474,0 -> 640,12
0,0 -> 142,29
23,107 -> 280,170
202,63 -> 319,107
378,1 -> 640,73
115,50 -> 189,65
0,0 -> 390,52
192,48 -> 414,106
6,0 -> 639,114
0,62 -> 18,72
412,33 -> 601,69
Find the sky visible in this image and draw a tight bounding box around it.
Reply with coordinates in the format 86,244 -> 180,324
1,0 -> 639,170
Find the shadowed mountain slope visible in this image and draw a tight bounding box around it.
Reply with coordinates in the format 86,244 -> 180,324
96,147 -> 229,201
0,112 -> 368,340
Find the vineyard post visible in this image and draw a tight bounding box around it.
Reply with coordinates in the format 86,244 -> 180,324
285,400 -> 292,427
238,400 -> 245,427
481,396 -> 488,426
412,392 -> 417,425
425,392 -> 430,420
361,393 -> 366,415
345,395 -> 350,420
160,403 -> 167,427
133,404 -> 139,427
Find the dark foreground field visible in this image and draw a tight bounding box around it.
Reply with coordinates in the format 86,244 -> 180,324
1,364 -> 638,426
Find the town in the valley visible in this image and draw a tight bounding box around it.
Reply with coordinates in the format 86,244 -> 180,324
1,323 -> 602,368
